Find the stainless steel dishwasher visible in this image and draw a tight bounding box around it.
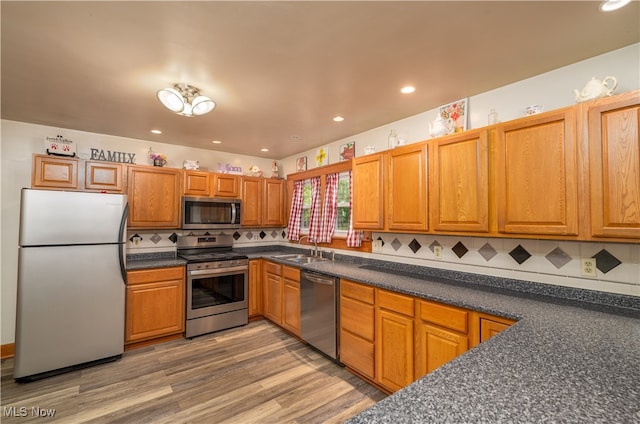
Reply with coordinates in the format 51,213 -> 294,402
300,270 -> 339,361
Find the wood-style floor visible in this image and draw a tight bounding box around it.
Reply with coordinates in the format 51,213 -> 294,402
1,320 -> 386,423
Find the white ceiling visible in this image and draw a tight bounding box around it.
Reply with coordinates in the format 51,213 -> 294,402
2,1 -> 639,160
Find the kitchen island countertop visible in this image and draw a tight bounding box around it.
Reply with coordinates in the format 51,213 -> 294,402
250,249 -> 640,423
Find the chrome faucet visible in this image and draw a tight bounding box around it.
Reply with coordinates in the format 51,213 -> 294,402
298,235 -> 320,256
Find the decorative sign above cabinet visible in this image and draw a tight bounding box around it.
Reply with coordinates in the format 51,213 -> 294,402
89,148 -> 136,164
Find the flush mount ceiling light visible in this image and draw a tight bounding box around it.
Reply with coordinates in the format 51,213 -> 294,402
156,84 -> 215,117
599,0 -> 631,11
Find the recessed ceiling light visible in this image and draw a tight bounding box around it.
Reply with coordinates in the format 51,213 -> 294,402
261,148 -> 269,152
401,86 -> 416,94
333,116 -> 344,122
212,140 -> 222,144
150,129 -> 162,134
599,0 -> 631,11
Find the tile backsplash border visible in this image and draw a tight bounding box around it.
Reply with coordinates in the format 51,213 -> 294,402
126,229 -> 639,298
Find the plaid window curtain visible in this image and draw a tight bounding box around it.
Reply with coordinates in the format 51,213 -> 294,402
287,179 -> 305,241
307,177 -> 322,241
317,173 -> 339,243
346,171 -> 363,247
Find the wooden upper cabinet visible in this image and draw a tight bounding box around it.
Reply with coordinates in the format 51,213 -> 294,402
127,165 -> 181,228
183,170 -> 212,196
494,107 -> 579,236
352,153 -> 385,229
587,91 -> 640,240
32,154 -> 79,189
387,143 -> 428,231
84,161 -> 124,192
241,176 -> 262,226
241,177 -> 285,227
430,130 -> 489,233
263,178 -> 285,227
213,173 -> 240,198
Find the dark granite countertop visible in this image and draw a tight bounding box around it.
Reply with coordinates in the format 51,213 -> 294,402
126,252 -> 187,270
248,249 -> 640,423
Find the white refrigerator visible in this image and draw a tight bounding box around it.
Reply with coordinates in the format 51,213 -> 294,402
14,188 -> 128,382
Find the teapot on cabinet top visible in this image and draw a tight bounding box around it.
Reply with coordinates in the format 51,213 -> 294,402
574,76 -> 617,103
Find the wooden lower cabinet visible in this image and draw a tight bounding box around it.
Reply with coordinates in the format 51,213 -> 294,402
261,260 -> 301,336
262,261 -> 282,323
281,266 -> 301,336
338,281 -> 515,393
248,260 -> 262,317
340,279 -> 376,380
375,289 -> 415,393
125,266 -> 185,345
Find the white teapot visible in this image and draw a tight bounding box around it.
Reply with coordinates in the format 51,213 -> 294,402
574,76 -> 617,103
428,113 -> 447,138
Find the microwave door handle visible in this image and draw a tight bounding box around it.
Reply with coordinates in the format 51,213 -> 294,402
231,203 -> 237,224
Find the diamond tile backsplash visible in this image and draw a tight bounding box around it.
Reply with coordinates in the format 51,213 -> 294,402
371,233 -> 639,298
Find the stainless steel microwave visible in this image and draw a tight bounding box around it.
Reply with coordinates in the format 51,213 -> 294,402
181,196 -> 241,229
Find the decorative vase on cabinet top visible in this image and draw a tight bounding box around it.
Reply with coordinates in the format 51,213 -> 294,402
429,113 -> 447,138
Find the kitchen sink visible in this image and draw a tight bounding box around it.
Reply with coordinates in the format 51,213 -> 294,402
273,253 -> 329,264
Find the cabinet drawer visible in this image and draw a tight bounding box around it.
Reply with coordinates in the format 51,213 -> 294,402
378,289 -> 414,317
264,261 -> 282,275
340,329 -> 375,380
340,296 -> 375,341
127,266 -> 185,285
420,301 -> 468,334
282,265 -> 299,281
341,279 -> 374,304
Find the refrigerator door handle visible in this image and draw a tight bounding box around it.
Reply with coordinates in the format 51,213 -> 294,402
118,203 -> 129,284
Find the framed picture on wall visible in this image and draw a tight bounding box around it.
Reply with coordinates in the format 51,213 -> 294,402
439,98 -> 468,134
339,142 -> 355,161
296,156 -> 307,172
315,146 -> 329,167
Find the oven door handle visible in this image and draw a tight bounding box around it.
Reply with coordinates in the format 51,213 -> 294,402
188,266 -> 248,276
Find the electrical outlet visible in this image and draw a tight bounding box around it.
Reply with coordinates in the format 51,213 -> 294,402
253,234 -> 260,240
372,240 -> 383,253
132,236 -> 141,246
581,258 -> 597,277
434,246 -> 442,259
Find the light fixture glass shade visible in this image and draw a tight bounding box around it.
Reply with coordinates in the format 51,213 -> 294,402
157,88 -> 185,113
599,0 -> 631,11
191,96 -> 215,116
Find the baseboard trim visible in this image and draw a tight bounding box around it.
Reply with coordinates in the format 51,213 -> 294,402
1,343 -> 15,359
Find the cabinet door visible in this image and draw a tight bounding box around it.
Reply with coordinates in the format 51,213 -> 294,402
248,260 -> 262,317
387,143 -> 428,231
263,179 -> 285,227
416,322 -> 468,379
281,266 -> 300,335
125,267 -> 185,343
376,309 -> 414,393
588,92 -> 640,240
241,176 -> 262,226
352,153 -> 385,229
262,262 -> 282,324
213,173 -> 240,198
85,161 -> 124,192
183,170 -> 212,196
127,165 -> 181,228
495,108 -> 579,236
32,154 -> 78,189
430,130 -> 489,233
479,318 -> 511,343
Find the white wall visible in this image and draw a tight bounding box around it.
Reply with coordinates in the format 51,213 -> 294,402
2,44 -> 639,345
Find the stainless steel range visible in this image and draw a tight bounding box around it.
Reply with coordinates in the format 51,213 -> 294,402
177,234 -> 248,338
